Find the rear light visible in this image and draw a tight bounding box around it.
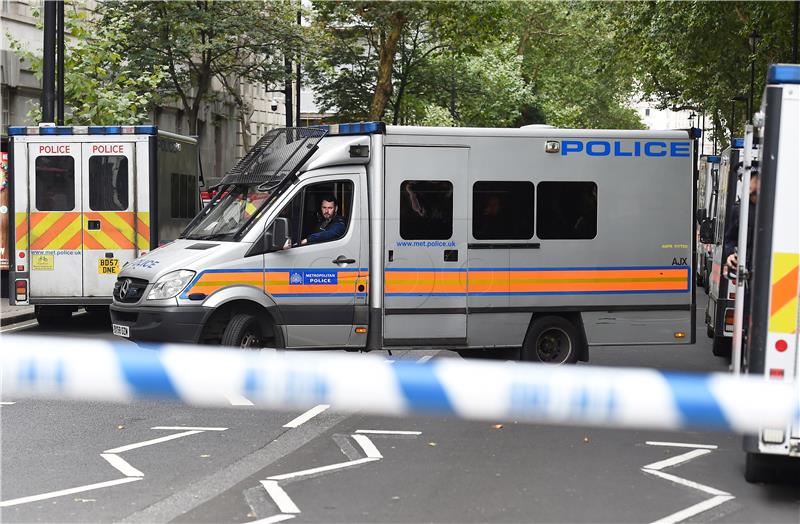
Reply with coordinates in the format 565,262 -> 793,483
19,251 -> 25,258
724,309 -> 734,325
769,368 -> 784,379
775,339 -> 788,352
762,428 -> 785,444
15,279 -> 28,301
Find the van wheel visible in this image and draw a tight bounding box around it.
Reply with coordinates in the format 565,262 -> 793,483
35,306 -> 72,328
712,336 -> 732,358
221,313 -> 263,349
745,453 -> 778,484
522,316 -> 580,364
86,305 -> 110,324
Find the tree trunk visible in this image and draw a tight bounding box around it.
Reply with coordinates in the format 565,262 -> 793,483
369,10 -> 407,121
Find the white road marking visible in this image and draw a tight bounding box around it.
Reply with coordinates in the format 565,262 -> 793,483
417,355 -> 433,363
104,430 -> 203,453
151,426 -> 228,431
268,457 -> 378,481
352,434 -> 382,459
100,454 -> 144,477
355,429 -> 422,436
651,495 -> 735,524
642,441 -> 733,524
645,441 -> 718,450
0,320 -> 39,333
282,404 -> 330,428
249,515 -> 296,524
0,401 -> 16,405
225,394 -> 254,406
0,477 -> 141,507
260,481 -> 300,514
643,449 -> 712,471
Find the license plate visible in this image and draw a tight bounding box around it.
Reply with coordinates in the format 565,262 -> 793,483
99,258 -> 120,274
112,323 -> 130,338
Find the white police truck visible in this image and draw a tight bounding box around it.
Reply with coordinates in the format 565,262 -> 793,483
111,124 -> 697,363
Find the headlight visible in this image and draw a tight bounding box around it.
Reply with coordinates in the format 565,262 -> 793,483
147,270 -> 196,300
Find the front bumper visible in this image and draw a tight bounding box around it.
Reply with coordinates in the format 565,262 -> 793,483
110,303 -> 213,344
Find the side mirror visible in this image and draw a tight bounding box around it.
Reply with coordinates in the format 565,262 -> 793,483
699,218 -> 714,244
268,217 -> 289,252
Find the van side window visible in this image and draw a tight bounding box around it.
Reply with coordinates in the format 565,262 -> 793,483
170,173 -> 198,218
536,182 -> 597,239
277,179 -> 354,247
89,155 -> 129,211
35,156 -> 75,211
472,181 -> 534,240
400,180 -> 453,240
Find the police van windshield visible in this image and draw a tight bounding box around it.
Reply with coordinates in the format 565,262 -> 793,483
182,185 -> 270,241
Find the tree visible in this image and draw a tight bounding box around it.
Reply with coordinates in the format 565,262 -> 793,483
97,0 -> 306,139
8,1 -> 164,125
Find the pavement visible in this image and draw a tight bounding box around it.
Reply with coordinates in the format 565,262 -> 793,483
0,297 -> 35,327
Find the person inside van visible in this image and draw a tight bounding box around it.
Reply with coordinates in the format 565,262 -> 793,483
725,171 -> 759,272
300,194 -> 347,245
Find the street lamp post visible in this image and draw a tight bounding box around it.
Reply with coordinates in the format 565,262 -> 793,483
748,30 -> 761,123
730,95 -> 747,142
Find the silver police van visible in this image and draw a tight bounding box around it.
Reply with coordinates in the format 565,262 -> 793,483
111,123 -> 696,363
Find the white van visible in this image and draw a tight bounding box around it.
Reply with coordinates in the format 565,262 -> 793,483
8,124 -> 200,325
111,124 -> 697,363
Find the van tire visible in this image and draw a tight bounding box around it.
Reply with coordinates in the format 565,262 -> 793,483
221,313 -> 264,349
35,306 -> 72,328
521,316 -> 580,364
712,336 -> 732,358
86,305 -> 110,324
745,453 -> 778,484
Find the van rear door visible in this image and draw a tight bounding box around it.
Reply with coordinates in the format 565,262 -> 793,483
383,146 -> 469,345
82,141 -> 136,296
27,142 -> 82,297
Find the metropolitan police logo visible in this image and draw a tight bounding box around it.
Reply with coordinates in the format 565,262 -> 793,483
289,271 -> 303,285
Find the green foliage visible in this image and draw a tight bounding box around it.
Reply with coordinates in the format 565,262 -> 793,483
8,1 -> 163,125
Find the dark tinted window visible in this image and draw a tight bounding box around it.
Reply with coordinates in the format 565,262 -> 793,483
536,182 -> 597,239
170,173 -> 198,219
472,181 -> 534,240
35,156 -> 75,211
89,156 -> 128,210
400,180 -> 453,240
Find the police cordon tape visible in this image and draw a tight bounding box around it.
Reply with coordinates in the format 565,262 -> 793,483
2,334 -> 799,433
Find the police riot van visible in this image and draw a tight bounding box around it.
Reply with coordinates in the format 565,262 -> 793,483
696,154 -> 720,292
7,124 -> 200,325
731,64 -> 800,482
703,138 -> 745,357
110,124 -> 696,363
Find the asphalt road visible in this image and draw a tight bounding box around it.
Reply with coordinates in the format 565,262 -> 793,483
2,297 -> 799,524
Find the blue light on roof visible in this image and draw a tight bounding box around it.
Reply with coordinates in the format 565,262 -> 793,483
135,125 -> 157,135
39,126 -> 58,135
767,64 -> 800,85
733,138 -> 744,148
8,124 -> 158,137
707,155 -> 720,163
690,127 -> 702,139
8,126 -> 27,135
320,121 -> 385,136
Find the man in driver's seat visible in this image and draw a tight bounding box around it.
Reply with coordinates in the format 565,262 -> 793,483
300,195 -> 347,245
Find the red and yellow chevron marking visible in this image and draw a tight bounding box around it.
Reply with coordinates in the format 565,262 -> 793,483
769,252 -> 800,334
83,212 -> 138,250
136,212 -> 150,252
25,212 -> 82,250
15,212 -> 29,250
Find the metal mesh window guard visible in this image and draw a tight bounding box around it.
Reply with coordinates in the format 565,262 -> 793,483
220,127 -> 327,187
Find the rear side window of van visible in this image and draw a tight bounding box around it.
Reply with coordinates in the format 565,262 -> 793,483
35,156 -> 75,211
536,182 -> 597,239
89,155 -> 129,211
400,180 -> 453,240
472,181 -> 534,240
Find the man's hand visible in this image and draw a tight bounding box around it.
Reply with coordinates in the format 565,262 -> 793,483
300,239 -> 308,246
726,252 -> 738,271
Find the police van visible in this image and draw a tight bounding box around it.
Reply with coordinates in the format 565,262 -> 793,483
703,138 -> 744,357
8,124 -> 200,325
733,64 -> 800,482
110,124 -> 697,363
696,154 -> 720,292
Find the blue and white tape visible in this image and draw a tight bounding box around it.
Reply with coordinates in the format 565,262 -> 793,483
2,335 -> 798,433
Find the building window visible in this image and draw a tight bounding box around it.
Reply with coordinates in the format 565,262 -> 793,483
89,155 -> 129,210
536,182 -> 597,239
472,181 -> 534,240
399,180 -> 453,240
35,156 -> 75,211
645,108 -> 651,116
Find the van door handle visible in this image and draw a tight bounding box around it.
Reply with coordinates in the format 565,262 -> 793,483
332,255 -> 356,265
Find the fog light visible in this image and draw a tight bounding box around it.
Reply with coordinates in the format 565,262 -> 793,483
762,428 -> 785,444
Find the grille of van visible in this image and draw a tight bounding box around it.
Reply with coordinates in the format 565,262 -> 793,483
114,277 -> 149,303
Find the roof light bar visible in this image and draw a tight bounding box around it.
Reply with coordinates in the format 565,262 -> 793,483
733,138 -> 744,148
767,64 -> 800,85
8,125 -> 158,136
316,121 -> 385,136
